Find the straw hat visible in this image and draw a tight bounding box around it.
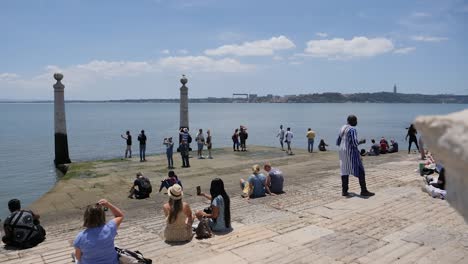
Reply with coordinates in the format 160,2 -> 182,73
168,184 -> 183,200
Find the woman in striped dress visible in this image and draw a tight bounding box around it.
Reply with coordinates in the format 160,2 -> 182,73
337,115 -> 375,197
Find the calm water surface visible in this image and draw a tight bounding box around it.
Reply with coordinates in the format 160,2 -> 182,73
0,103 -> 467,218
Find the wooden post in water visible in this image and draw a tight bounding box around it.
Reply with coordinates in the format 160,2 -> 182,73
53,73 -> 71,166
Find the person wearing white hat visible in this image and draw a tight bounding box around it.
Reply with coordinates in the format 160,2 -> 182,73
162,184 -> 193,242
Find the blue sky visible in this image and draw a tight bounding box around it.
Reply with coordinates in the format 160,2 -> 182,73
1,0 -> 467,100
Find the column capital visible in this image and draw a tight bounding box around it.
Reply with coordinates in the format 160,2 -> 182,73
53,73 -> 65,90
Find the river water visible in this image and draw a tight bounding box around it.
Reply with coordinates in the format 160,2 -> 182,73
0,102 -> 466,218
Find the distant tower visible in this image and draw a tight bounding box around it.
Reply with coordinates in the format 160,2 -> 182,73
53,73 -> 71,166
393,84 -> 397,94
179,74 -> 189,130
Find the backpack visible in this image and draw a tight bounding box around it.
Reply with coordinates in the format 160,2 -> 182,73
195,218 -> 212,239
187,135 -> 192,143
139,177 -> 152,194
115,247 -> 152,264
3,210 -> 46,249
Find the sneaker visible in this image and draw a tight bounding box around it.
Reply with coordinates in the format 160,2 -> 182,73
208,156 -> 213,159
360,190 -> 375,197
342,192 -> 350,197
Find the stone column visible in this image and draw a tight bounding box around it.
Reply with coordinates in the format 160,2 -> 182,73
53,73 -> 71,165
179,74 -> 189,130
415,109 -> 468,222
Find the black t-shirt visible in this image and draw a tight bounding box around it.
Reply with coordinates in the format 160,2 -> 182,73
127,135 -> 132,146
138,134 -> 147,145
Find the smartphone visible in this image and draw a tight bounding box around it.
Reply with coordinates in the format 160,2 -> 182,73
196,186 -> 201,195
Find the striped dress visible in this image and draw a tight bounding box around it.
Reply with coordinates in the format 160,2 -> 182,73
338,125 -> 365,177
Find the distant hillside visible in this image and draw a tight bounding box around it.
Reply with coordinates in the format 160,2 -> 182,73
282,92 -> 468,104
2,92 -> 467,104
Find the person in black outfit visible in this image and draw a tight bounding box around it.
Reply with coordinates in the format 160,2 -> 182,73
138,130 -> 147,162
2,199 -> 46,249
239,127 -> 248,151
180,140 -> 190,168
318,139 -> 328,151
405,124 -> 419,154
121,131 -> 132,158
128,172 -> 152,199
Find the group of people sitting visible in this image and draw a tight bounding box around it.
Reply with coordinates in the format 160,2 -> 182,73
362,137 -> 399,156
2,161 -> 285,261
420,151 -> 446,199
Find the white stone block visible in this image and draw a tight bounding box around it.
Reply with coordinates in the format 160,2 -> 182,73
414,109 -> 468,222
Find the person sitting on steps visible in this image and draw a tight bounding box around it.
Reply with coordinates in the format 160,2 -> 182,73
159,171 -> 183,193
128,172 -> 152,199
2,199 -> 46,249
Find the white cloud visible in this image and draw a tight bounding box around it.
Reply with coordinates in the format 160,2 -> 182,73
161,49 -> 170,54
178,49 -> 189,54
273,55 -> 283,61
411,12 -> 431,18
411,35 -> 448,42
204,35 -> 296,56
289,61 -> 303,65
75,60 -> 154,77
316,32 -> 328,38
394,47 -> 416,54
159,56 -> 254,72
304,36 -> 394,59
0,73 -> 20,81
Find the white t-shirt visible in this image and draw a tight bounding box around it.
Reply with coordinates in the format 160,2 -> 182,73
277,129 -> 285,139
285,131 -> 293,142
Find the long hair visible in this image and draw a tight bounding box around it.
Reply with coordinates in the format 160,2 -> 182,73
210,178 -> 231,228
168,198 -> 183,224
83,204 -> 106,228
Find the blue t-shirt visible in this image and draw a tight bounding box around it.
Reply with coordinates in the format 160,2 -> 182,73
209,195 -> 229,232
248,173 -> 267,198
268,168 -> 284,194
73,220 -> 119,264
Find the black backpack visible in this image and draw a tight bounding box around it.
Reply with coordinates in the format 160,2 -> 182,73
139,177 -> 152,194
3,210 -> 46,249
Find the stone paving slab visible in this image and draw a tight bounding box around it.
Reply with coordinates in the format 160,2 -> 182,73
0,147 -> 466,263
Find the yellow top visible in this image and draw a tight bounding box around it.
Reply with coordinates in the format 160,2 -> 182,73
306,130 -> 316,139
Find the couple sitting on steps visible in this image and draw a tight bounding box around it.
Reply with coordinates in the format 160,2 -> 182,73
240,163 -> 285,199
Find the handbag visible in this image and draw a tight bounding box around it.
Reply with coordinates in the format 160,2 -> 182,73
195,218 -> 212,239
116,247 -> 152,264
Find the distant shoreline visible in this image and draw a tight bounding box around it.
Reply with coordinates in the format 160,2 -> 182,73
2,92 -> 468,104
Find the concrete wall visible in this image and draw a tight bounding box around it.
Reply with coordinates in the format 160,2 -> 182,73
415,109 -> 468,222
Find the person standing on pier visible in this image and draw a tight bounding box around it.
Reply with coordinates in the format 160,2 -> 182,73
164,137 -> 174,169
121,131 -> 132,158
195,128 -> 205,159
405,124 -> 420,154
206,129 -> 213,159
285,127 -> 294,155
277,125 -> 285,151
306,128 -> 316,153
180,140 -> 190,168
337,115 -> 374,197
232,128 -> 240,151
138,130 -> 147,162
239,127 -> 248,151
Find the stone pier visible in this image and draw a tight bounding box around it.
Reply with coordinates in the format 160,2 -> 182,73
53,73 -> 71,166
